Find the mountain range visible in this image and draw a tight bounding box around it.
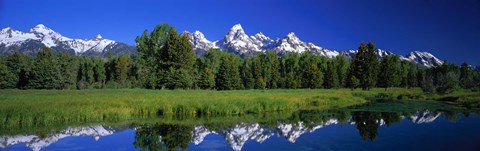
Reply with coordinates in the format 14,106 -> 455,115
1,24 -> 444,67
185,24 -> 444,68
0,24 -> 136,57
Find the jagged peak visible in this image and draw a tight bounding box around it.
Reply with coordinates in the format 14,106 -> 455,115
29,24 -> 57,35
252,32 -> 271,41
286,32 -> 297,38
1,27 -> 13,32
230,24 -> 244,31
34,24 -> 46,28
193,30 -> 206,38
30,24 -> 50,31
94,34 -> 103,40
254,32 -> 265,36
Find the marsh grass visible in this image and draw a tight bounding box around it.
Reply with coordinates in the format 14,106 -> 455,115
1,88 -> 477,131
0,89 -> 371,129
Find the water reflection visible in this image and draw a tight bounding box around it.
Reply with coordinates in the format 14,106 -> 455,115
2,109 -> 469,151
134,123 -> 193,151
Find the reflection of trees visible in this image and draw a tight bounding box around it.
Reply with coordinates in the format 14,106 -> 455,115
134,123 -> 193,151
442,110 -> 459,122
352,112 -> 401,141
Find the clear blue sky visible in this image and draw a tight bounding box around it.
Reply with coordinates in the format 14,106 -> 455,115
1,0 -> 479,65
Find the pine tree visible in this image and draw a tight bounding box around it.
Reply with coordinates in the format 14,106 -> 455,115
216,54 -> 241,90
285,53 -> 300,89
399,60 -> 409,87
324,61 -> 339,89
28,47 -> 63,89
363,42 -> 378,90
335,55 -> 350,88
241,57 -> 254,89
266,51 -> 280,89
407,62 -> 418,88
56,52 -> 78,89
4,52 -> 30,89
303,63 -> 323,89
197,65 -> 215,89
252,56 -> 265,89
351,42 -> 378,90
115,55 -> 130,85
377,55 -> 400,91
459,62 -> 472,89
0,60 -> 16,89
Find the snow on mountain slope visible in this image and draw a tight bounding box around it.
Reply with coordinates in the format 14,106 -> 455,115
185,24 -> 337,57
0,125 -> 115,151
403,51 -> 443,68
0,24 -> 135,56
185,24 -> 442,67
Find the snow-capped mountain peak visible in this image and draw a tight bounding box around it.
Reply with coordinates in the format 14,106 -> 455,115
94,34 -> 103,40
0,24 -> 136,56
182,24 -> 443,67
29,24 -> 53,33
404,51 -> 443,67
224,24 -> 249,43
285,32 -> 299,41
230,24 -> 244,32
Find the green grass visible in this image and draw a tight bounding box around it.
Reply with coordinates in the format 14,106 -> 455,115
0,89 -> 370,128
0,88 -> 478,131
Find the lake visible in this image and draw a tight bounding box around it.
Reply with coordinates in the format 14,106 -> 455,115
2,101 -> 480,151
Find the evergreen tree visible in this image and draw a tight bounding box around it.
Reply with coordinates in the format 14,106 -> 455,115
93,57 -> 106,87
0,60 -> 16,89
335,55 -> 350,87
324,61 -> 339,89
303,63 -> 323,89
197,65 -> 215,89
407,62 -> 418,88
241,57 -> 254,89
265,51 -> 280,89
399,60 -> 409,87
4,52 -> 30,89
459,62 -> 472,89
135,24 -> 173,89
252,56 -> 265,89
115,55 -> 130,85
215,54 -> 242,90
28,47 -> 63,89
283,53 -> 301,89
56,52 -> 78,89
351,42 -> 378,90
377,55 -> 400,91
363,42 -> 378,90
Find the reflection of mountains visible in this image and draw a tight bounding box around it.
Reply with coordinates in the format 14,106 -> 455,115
0,126 -> 119,151
193,110 -> 442,151
0,110 -> 443,151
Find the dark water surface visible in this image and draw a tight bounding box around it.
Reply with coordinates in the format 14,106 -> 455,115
2,102 -> 480,151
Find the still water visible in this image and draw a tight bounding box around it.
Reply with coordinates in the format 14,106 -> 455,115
2,102 -> 480,151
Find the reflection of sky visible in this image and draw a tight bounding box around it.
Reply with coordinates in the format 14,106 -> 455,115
3,114 -> 480,151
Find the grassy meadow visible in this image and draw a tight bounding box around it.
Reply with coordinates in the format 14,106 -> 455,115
1,88 -> 479,131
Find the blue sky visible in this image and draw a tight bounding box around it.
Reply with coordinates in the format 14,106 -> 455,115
1,0 -> 480,65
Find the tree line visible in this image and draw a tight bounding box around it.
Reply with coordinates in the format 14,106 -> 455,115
1,24 -> 479,93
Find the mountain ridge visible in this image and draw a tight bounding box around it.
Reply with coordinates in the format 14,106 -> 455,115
0,24 -> 136,57
1,24 -> 445,67
185,24 -> 444,67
